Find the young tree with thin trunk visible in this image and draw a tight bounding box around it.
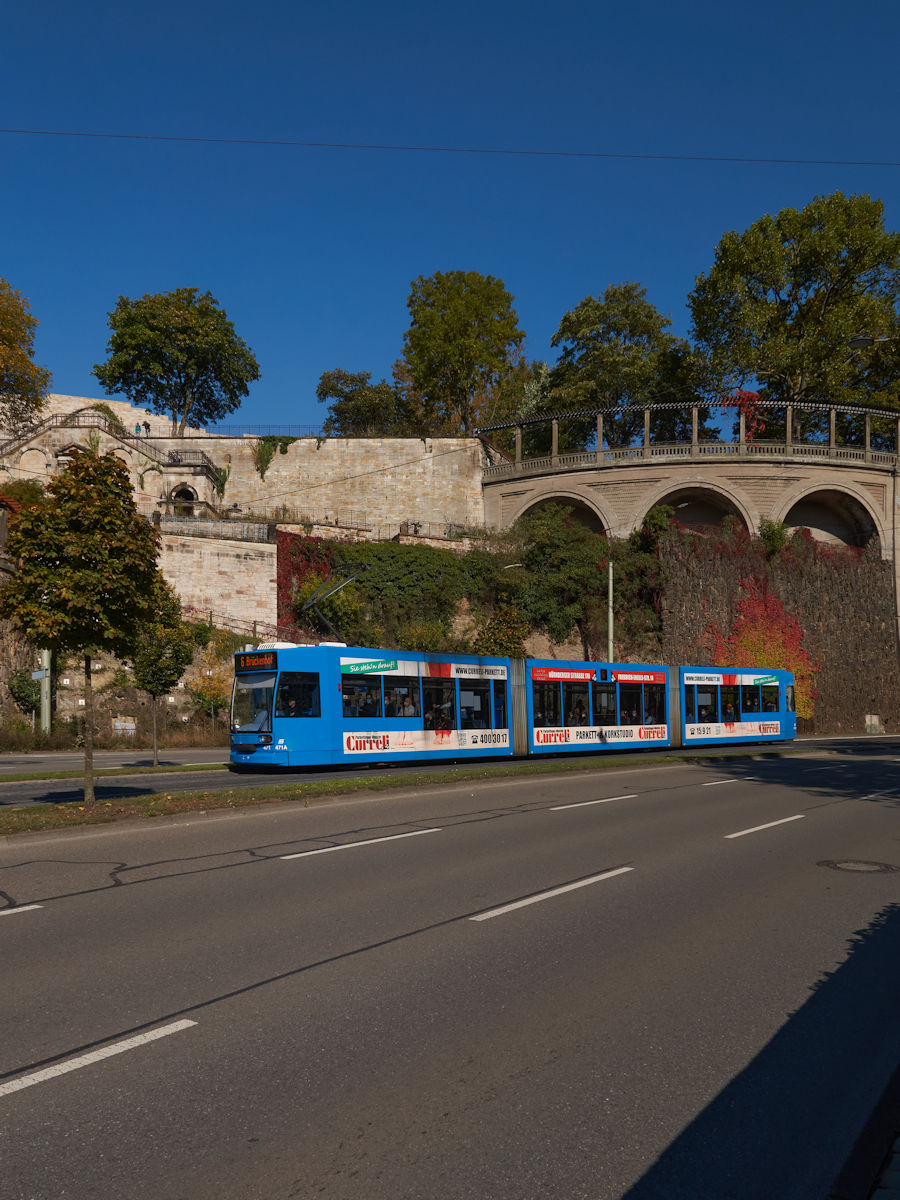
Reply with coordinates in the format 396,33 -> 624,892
0,450 -> 159,804
131,576 -> 195,766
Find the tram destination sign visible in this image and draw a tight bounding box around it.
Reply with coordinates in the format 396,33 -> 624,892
235,650 -> 277,672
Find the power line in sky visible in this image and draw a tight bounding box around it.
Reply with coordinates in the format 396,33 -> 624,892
1,126 -> 899,169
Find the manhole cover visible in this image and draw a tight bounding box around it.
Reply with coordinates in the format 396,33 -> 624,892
818,859 -> 899,874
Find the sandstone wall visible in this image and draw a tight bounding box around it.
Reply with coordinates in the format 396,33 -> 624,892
190,435 -> 485,531
1,396 -> 487,533
158,535 -> 277,628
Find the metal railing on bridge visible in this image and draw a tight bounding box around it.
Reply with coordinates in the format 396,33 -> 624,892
478,400 -> 900,478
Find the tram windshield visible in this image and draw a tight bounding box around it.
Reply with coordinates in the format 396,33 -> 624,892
231,671 -> 276,733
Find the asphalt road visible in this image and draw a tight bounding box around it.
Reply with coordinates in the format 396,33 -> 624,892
1,736 -> 896,808
2,743 -> 899,1199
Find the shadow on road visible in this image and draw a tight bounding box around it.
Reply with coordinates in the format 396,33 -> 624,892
622,902 -> 900,1200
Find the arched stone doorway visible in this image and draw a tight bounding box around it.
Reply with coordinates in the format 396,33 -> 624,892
170,484 -> 198,517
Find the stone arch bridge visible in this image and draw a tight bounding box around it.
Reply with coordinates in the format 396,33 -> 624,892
479,400 -> 900,633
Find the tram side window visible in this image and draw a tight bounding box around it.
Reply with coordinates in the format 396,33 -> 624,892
384,676 -> 421,718
460,682 -> 491,729
532,682 -> 561,727
721,685 -> 739,722
762,684 -> 779,712
493,681 -> 507,729
619,683 -> 642,726
423,680 -> 456,730
741,685 -> 760,713
684,686 -> 696,722
342,674 -> 383,719
592,684 -> 616,726
785,684 -> 796,713
697,690 -> 718,723
644,683 -> 665,724
275,672 -> 321,717
563,683 -> 589,726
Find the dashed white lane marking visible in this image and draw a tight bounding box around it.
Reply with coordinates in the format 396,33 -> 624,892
0,1020 -> 197,1098
702,779 -> 733,787
281,828 -> 441,859
551,793 -> 637,811
725,815 -> 805,839
470,867 -> 634,922
0,905 -> 42,917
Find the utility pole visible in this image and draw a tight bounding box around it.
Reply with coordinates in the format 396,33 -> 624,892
39,648 -> 51,734
608,561 -> 614,662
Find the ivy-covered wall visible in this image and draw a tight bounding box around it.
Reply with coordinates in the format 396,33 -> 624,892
277,519 -> 899,735
660,528 -> 899,734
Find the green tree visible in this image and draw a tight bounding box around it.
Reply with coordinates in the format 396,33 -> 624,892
316,369 -> 406,436
0,278 -> 51,430
0,450 -> 159,803
690,192 -> 900,421
131,576 -> 195,765
0,478 -> 46,508
401,270 -> 526,434
7,668 -> 40,715
473,604 -> 529,658
93,287 -> 260,436
517,503 -> 611,658
515,502 -> 670,660
549,283 -> 708,448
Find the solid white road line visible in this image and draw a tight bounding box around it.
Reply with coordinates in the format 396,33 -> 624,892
0,905 -> 42,917
281,828 -> 441,859
470,867 -> 634,922
0,1020 -> 197,1098
551,793 -> 637,811
725,815 -> 805,839
702,779 -> 733,787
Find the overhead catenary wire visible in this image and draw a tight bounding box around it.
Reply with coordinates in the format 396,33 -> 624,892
1,126 -> 899,169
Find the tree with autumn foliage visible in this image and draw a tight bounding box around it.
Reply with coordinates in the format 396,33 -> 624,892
0,449 -> 159,803
0,278 -> 51,431
707,578 -> 820,718
185,638 -> 235,719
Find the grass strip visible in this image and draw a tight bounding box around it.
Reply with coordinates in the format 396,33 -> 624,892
0,745 -> 806,838
0,762 -> 229,784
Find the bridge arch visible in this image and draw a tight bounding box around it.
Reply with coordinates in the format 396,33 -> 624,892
633,480 -> 756,537
774,482 -> 884,551
506,490 -> 612,536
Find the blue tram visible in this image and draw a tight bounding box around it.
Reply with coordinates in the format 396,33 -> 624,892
230,643 -> 513,767
229,643 -> 796,768
679,667 -> 796,746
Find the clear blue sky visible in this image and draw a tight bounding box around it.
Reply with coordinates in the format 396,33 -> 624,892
4,0 -> 900,430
